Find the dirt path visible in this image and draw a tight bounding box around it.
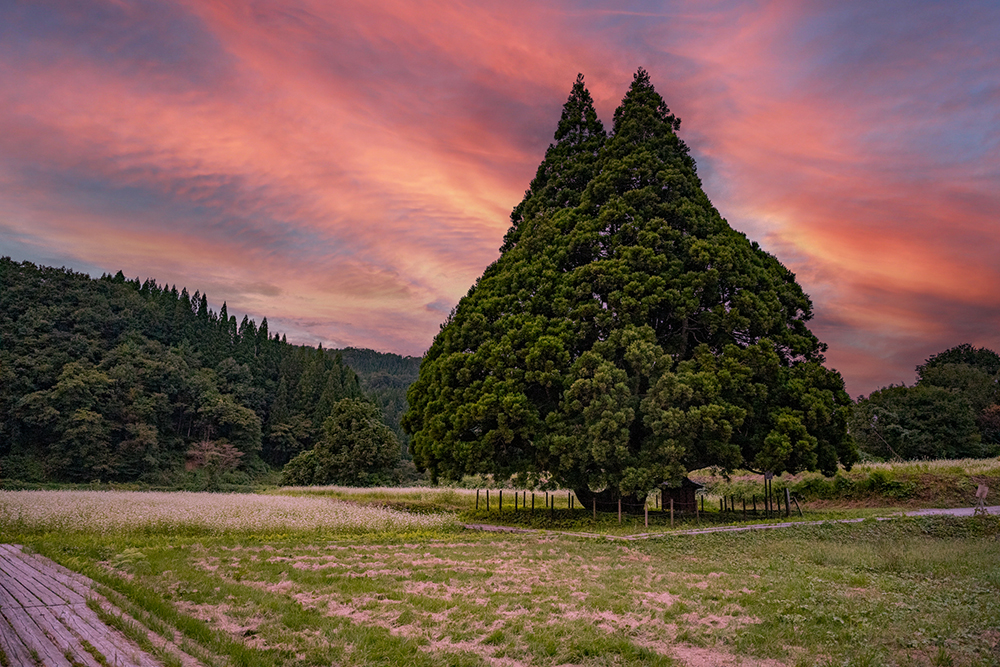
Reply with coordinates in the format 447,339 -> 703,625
464,505 -> 1000,541
0,543 -> 166,667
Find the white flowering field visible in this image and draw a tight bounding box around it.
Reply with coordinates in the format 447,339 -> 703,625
0,490 -> 457,534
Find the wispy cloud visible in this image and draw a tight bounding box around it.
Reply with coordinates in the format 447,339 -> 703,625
0,0 -> 997,394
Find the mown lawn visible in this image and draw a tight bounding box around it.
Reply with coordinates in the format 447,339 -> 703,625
2,490 -> 999,666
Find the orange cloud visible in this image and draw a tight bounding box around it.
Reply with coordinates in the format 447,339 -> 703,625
1,0 -> 997,395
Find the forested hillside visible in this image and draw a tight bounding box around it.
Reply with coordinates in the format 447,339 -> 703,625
332,347 -> 421,457
0,257 -> 399,486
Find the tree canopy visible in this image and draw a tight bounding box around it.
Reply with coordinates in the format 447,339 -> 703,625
852,344 -> 1000,459
403,70 -> 855,508
333,347 -> 422,459
281,398 -> 401,487
0,258 -> 399,486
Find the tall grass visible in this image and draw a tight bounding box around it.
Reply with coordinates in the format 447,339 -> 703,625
0,490 -> 458,535
694,456 -> 1000,507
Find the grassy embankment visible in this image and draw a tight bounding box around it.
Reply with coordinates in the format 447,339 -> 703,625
2,480 -> 1000,666
273,457 -> 1000,534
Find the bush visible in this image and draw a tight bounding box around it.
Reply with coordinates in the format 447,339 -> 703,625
281,399 -> 400,486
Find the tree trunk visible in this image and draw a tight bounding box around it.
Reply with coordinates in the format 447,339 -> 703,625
573,487 -> 644,515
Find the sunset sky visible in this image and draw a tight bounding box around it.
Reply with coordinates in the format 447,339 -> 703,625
1,0 -> 997,398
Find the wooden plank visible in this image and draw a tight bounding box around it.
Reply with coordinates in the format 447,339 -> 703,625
16,551 -> 93,598
17,552 -> 95,601
0,559 -> 48,609
0,549 -> 78,606
0,546 -> 169,667
0,550 -> 65,607
0,609 -> 35,667
30,605 -> 104,667
5,549 -> 88,605
0,575 -> 21,610
4,546 -> 91,586
0,545 -> 88,610
61,602 -> 162,667
59,607 -> 140,667
0,602 -> 73,667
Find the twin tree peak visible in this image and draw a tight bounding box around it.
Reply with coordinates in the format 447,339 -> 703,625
403,69 -> 855,511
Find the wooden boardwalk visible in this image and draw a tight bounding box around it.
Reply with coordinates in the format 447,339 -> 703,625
0,544 -> 163,667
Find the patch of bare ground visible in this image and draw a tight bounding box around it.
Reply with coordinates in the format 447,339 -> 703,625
641,591 -> 681,607
246,578 -> 300,595
175,601 -> 271,649
292,591 -> 420,638
669,645 -> 789,667
805,498 -> 912,510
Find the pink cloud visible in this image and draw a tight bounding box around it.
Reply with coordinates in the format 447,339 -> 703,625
1,0 -> 997,394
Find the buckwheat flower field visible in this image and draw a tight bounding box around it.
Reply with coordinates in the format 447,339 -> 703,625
0,490 -> 457,534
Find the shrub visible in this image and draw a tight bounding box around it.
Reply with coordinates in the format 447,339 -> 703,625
281,399 -> 400,486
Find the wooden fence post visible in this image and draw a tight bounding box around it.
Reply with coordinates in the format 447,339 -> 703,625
486,489 -> 490,511
476,489 -> 479,511
618,497 -> 622,524
593,498 -> 596,520
499,489 -> 502,514
670,497 -> 674,528
784,488 -> 791,517
645,502 -> 648,528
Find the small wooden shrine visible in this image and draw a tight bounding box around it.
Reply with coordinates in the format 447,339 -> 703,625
660,477 -> 702,513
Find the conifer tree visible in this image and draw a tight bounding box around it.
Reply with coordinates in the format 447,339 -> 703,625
403,70 -> 855,509
197,293 -> 209,321
502,73 -> 607,253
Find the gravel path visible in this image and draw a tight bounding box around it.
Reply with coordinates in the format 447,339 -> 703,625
464,505 -> 1000,541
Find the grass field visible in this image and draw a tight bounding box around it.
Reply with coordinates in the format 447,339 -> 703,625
2,486 -> 1000,667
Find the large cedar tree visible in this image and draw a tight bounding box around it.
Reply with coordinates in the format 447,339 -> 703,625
403,70 -> 856,509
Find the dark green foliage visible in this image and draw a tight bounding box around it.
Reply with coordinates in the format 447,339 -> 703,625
850,384 -> 983,460
281,398 -> 400,486
917,343 -> 1000,379
263,345 -> 366,467
853,344 -> 1000,458
403,70 -> 855,504
332,347 -> 421,459
0,258 -> 389,484
502,73 -> 607,254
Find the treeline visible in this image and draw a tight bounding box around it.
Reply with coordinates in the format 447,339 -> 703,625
0,258 -> 405,486
851,344 -> 1000,461
332,347 -> 421,457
